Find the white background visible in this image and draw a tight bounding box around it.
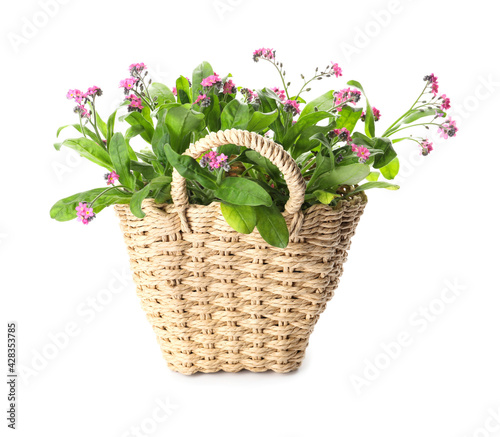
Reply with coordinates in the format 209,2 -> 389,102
1,0 -> 500,436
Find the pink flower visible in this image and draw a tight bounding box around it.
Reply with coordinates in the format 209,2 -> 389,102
424,74 -> 439,96
333,88 -> 361,111
201,73 -> 221,88
200,150 -> 229,171
223,79 -> 236,94
74,104 -> 90,119
75,202 -> 95,225
85,86 -> 102,97
440,94 -> 451,110
172,87 -> 177,96
129,63 -> 146,74
437,117 -> 458,139
105,171 -> 120,185
271,87 -> 286,101
329,128 -> 352,142
119,77 -> 138,90
125,94 -> 143,112
283,99 -> 301,116
194,94 -> 211,107
420,139 -> 434,156
241,88 -> 258,103
331,62 -> 343,78
253,48 -> 275,62
356,146 -> 371,163
351,144 -> 371,163
362,107 -> 381,121
67,89 -> 85,104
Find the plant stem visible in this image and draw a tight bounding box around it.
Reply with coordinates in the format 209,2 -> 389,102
382,83 -> 429,136
388,122 -> 441,136
88,185 -> 128,208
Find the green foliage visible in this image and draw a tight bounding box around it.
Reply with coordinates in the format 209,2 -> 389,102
52,55 -> 443,247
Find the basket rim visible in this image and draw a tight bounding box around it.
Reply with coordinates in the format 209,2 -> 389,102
115,191 -> 368,215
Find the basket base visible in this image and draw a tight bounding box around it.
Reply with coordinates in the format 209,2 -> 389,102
160,348 -> 307,375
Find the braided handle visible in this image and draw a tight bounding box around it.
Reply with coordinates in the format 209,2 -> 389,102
171,129 -> 307,236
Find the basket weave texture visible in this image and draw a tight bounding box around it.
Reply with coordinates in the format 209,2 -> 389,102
115,129 -> 367,374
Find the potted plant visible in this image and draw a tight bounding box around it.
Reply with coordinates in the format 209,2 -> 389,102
50,49 -> 457,374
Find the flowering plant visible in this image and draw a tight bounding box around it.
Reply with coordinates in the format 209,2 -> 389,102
50,51 -> 457,246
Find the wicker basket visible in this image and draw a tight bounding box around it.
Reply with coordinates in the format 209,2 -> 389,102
115,129 -> 367,374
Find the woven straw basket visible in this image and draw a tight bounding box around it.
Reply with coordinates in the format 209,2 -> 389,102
115,129 -> 367,374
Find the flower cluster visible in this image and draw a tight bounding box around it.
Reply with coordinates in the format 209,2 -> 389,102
440,94 -> 451,110
271,87 -> 286,101
361,107 -> 381,121
241,88 -> 259,103
333,88 -> 361,111
125,94 -> 143,112
438,117 -> 458,139
200,151 -> 230,171
223,79 -> 237,94
74,105 -> 91,119
420,139 -> 434,156
129,63 -> 146,74
66,86 -> 102,119
330,62 -> 342,78
75,202 -> 95,225
424,74 -> 439,96
201,73 -> 222,91
194,94 -> 211,107
253,48 -> 275,62
119,77 -> 138,94
328,127 -> 352,143
104,171 -> 119,185
283,99 -> 301,116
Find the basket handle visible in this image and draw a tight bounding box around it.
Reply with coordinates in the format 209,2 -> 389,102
171,129 -> 307,237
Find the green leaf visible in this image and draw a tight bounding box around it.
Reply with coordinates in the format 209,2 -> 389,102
314,190 -> 340,204
313,163 -> 371,190
221,99 -> 251,130
290,123 -> 335,158
372,137 -> 397,169
125,125 -> 145,144
130,184 -> 151,218
165,106 -> 205,153
149,175 -> 172,190
125,112 -> 154,143
164,144 -> 217,190
366,172 -> 380,182
95,112 -> 108,138
335,106 -> 363,133
255,204 -> 289,248
300,90 -> 334,118
150,83 -> 176,105
56,124 -> 100,144
220,203 -> 257,234
55,138 -> 112,170
175,76 -> 192,104
109,133 -> 135,190
130,161 -> 157,180
349,181 -> 400,195
379,157 -> 400,180
106,110 -> 117,145
403,108 -> 443,124
244,150 -> 282,182
50,187 -> 131,222
246,110 -> 278,132
347,80 -> 375,138
214,177 -> 272,206
192,61 -> 213,104
282,111 -> 333,149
